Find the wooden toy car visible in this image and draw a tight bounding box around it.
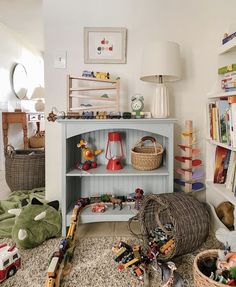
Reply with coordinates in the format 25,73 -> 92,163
95,111 -> 107,119
0,244 -> 21,283
108,112 -> 122,119
81,111 -> 94,119
91,203 -> 107,213
82,70 -> 95,77
95,72 -> 110,79
122,112 -> 132,119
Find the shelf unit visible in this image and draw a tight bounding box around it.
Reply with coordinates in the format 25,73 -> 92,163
67,75 -> 120,114
206,39 -> 236,231
58,118 -> 176,235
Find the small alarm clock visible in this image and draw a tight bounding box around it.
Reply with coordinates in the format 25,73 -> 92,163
131,95 -> 144,118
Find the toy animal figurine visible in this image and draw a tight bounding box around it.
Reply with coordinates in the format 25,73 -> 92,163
157,261 -> 186,287
217,252 -> 236,270
109,195 -> 123,210
134,188 -> 144,210
77,139 -> 103,170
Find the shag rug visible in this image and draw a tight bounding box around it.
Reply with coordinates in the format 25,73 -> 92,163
1,232 -> 222,287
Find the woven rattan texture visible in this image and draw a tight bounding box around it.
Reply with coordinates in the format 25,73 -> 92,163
193,249 -> 226,287
5,149 -> 45,191
138,193 -> 210,260
131,141 -> 163,171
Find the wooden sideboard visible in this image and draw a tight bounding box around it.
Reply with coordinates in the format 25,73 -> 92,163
2,112 -> 44,149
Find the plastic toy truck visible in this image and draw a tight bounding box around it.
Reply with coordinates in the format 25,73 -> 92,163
0,243 -> 21,283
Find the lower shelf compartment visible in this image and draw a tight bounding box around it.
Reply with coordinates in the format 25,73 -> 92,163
66,203 -> 138,226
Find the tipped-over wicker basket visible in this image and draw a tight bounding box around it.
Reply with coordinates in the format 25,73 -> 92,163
131,136 -> 163,171
193,249 -> 226,287
5,145 -> 45,191
129,193 -> 210,261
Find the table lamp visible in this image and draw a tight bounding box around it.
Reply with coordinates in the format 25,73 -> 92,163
31,86 -> 45,112
140,41 -> 181,118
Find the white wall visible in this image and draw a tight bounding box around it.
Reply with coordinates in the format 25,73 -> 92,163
43,0 -> 236,201
0,23 -> 44,169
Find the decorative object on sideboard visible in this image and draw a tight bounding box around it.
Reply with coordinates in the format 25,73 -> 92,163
31,86 -> 45,112
140,41 -> 181,118
105,132 -> 124,170
131,94 -> 144,119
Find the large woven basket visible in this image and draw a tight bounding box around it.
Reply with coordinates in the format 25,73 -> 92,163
131,136 -> 163,171
193,249 -> 226,287
130,193 -> 209,260
5,145 -> 45,191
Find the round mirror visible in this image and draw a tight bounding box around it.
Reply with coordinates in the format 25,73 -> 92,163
11,63 -> 28,99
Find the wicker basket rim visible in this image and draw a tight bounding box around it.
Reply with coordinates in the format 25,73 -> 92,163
131,139 -> 164,155
131,147 -> 163,156
193,249 -> 227,287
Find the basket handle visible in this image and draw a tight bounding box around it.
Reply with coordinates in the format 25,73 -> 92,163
5,145 -> 15,157
135,136 -> 162,155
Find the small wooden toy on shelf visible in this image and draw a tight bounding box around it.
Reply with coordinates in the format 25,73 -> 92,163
77,139 -> 103,170
174,120 -> 205,193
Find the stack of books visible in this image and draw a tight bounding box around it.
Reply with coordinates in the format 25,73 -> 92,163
208,96 -> 236,147
218,64 -> 236,92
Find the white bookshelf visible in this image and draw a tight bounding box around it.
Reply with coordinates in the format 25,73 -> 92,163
206,38 -> 236,231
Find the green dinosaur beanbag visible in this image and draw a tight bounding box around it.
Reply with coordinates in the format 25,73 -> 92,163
9,198 -> 61,249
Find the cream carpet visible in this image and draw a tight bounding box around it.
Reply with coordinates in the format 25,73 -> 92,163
1,232 -> 222,287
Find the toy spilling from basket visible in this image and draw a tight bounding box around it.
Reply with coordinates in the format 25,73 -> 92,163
112,224 -> 175,282
193,228 -> 236,286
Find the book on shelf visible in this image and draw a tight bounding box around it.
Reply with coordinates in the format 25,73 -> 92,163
213,146 -> 231,184
207,97 -> 236,147
225,151 -> 236,190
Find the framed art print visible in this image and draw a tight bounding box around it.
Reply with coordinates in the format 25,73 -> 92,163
84,27 -> 127,64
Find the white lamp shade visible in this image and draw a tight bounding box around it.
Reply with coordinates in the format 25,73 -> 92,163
31,86 -> 45,100
31,86 -> 45,112
140,41 -> 181,82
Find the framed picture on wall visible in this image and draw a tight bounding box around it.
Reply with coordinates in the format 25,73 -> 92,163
84,27 -> 127,64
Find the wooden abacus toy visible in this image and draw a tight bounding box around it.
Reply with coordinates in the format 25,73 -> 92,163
174,120 -> 205,193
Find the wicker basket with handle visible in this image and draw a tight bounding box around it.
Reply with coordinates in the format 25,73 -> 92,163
131,136 -> 163,171
193,249 -> 227,287
5,144 -> 45,191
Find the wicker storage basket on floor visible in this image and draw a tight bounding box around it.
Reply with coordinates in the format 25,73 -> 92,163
193,249 -> 226,287
131,193 -> 209,260
131,136 -> 163,171
5,145 -> 45,191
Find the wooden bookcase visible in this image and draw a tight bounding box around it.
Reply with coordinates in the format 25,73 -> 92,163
206,40 -> 236,231
57,118 -> 176,235
67,75 -> 120,114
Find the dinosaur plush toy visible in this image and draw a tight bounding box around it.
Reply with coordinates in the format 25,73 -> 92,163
8,198 -> 61,249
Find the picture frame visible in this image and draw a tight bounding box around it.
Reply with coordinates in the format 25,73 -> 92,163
84,27 -> 127,64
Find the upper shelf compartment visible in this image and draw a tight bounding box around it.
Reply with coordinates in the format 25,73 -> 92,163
218,38 -> 236,55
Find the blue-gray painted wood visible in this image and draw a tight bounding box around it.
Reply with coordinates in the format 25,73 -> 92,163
59,118 -> 176,236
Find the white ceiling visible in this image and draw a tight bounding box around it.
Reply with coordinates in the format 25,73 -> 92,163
0,0 -> 43,52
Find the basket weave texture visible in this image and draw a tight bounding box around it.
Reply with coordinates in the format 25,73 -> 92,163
193,249 -> 226,287
137,193 -> 210,260
5,145 -> 45,191
131,136 -> 163,171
